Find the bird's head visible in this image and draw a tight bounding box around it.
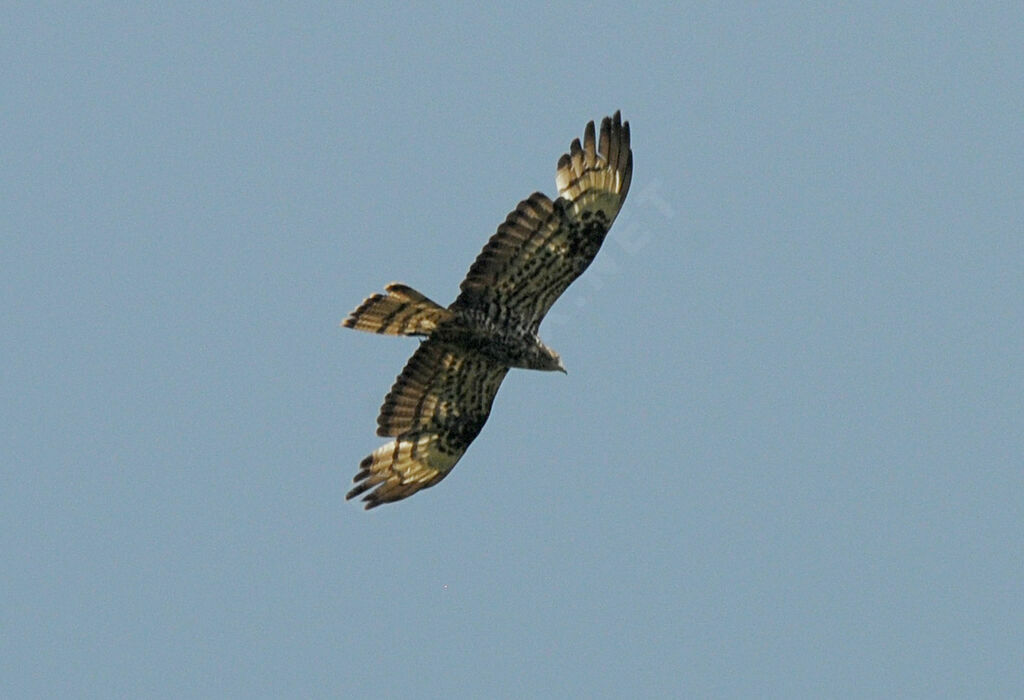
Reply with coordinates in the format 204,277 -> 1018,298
553,353 -> 567,374
536,344 -> 567,374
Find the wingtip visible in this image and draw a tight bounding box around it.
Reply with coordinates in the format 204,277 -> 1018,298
345,482 -> 368,500
583,120 -> 597,162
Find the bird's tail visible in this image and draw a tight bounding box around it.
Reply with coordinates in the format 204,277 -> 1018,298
342,283 -> 452,336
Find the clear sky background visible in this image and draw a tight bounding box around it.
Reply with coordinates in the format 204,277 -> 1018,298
3,3 -> 1022,697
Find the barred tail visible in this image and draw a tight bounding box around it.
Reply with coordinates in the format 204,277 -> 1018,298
342,283 -> 451,336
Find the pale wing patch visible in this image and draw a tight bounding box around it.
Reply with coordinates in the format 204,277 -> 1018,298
555,110 -> 632,226
346,432 -> 462,509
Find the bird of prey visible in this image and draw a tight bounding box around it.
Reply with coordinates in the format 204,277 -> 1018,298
343,112 -> 632,509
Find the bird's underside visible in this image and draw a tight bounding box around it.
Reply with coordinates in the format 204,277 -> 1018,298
342,112 -> 632,509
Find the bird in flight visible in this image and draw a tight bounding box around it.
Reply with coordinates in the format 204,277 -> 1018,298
343,112 -> 632,508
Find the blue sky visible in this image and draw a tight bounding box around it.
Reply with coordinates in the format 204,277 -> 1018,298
3,3 -> 1022,697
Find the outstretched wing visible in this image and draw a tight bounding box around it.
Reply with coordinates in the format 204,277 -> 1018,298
346,338 -> 509,509
451,111 -> 632,332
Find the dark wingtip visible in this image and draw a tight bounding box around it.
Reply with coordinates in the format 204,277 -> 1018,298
345,459 -> 374,501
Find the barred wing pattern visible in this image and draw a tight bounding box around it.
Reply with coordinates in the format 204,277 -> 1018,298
345,112 -> 631,509
346,339 -> 508,508
452,111 -> 632,332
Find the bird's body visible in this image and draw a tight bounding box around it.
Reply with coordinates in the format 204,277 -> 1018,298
343,112 -> 632,508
